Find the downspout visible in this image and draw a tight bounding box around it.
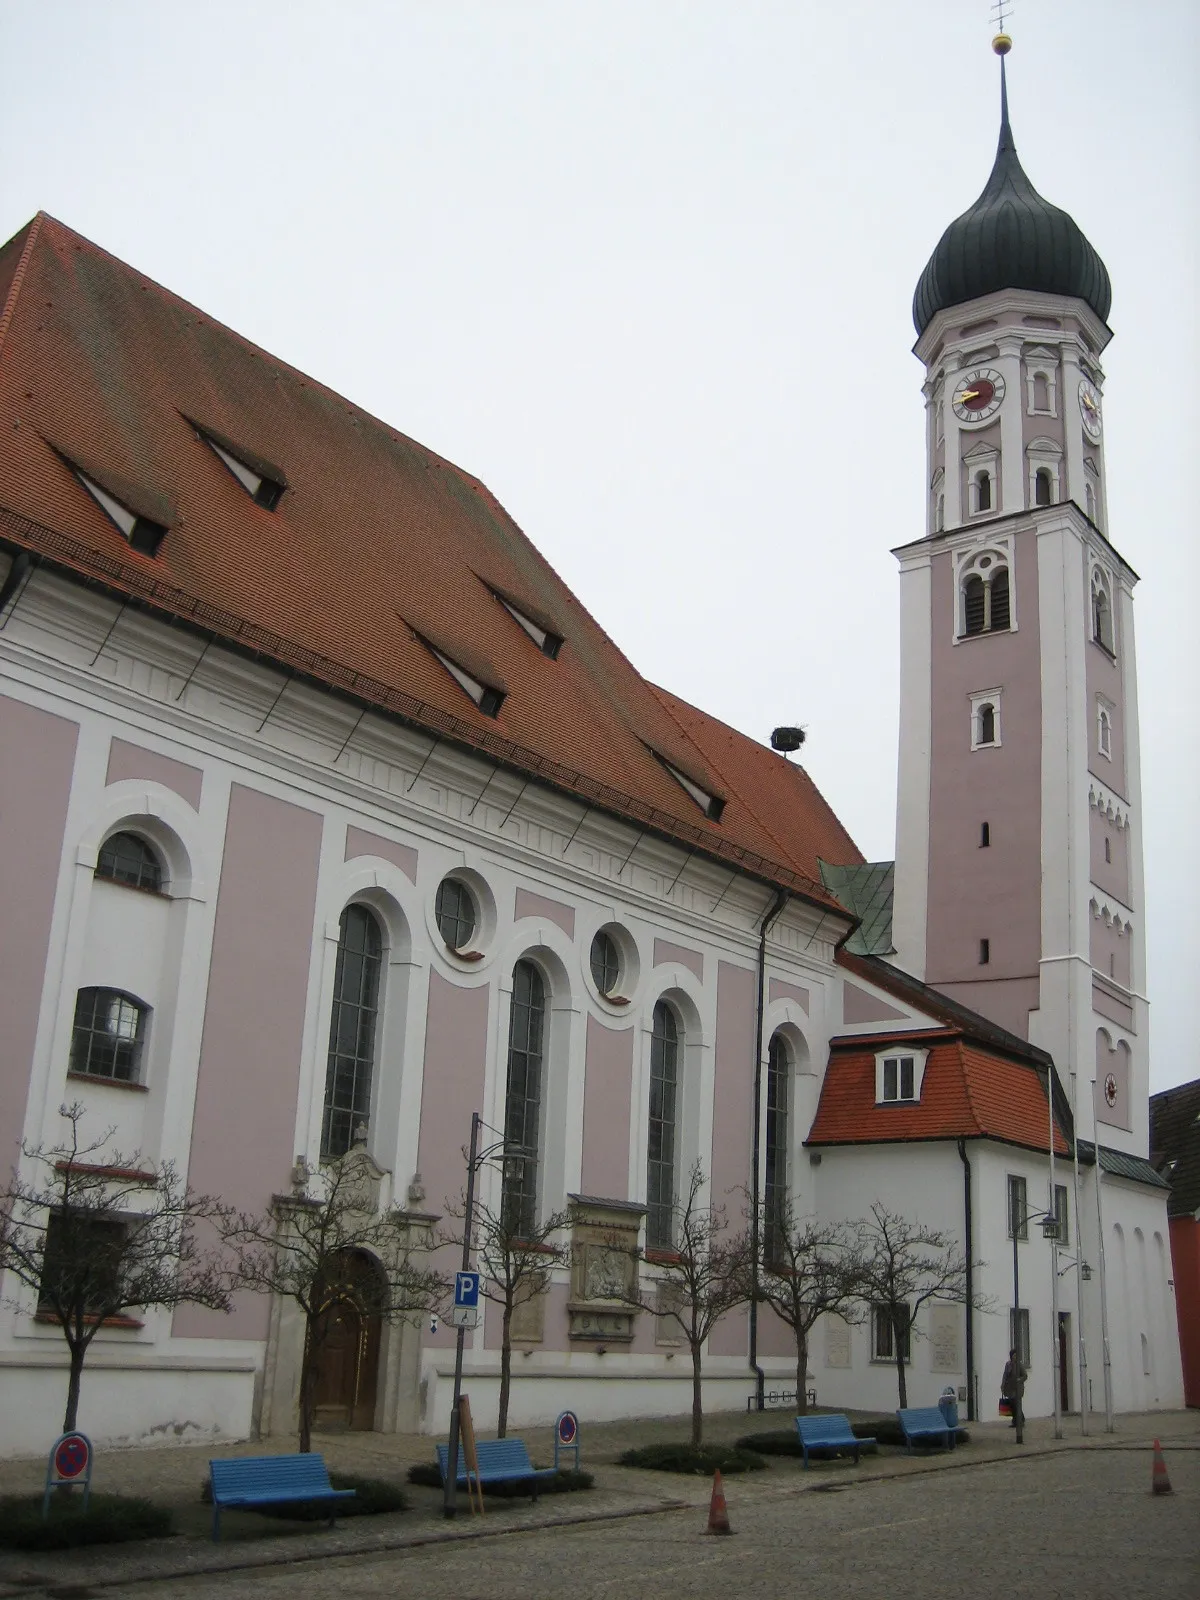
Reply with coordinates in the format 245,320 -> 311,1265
956,1138 -> 976,1421
749,886 -> 788,1411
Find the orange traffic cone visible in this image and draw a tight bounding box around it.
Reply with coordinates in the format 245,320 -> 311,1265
707,1469 -> 732,1535
1151,1439 -> 1173,1496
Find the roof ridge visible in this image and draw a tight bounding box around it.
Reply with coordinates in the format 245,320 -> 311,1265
0,212 -> 46,366
956,1036 -> 987,1137
25,213 -> 458,480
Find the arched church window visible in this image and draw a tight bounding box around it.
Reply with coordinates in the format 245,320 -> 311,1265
321,904 -> 383,1158
989,567 -> 1010,630
647,1000 -> 680,1250
1033,371 -> 1050,411
977,703 -> 996,746
1085,483 -> 1097,522
502,959 -> 545,1237
95,831 -> 163,892
1034,468 -> 1053,506
963,575 -> 986,635
764,1032 -> 790,1268
1098,706 -> 1112,759
975,471 -> 992,513
962,565 -> 1009,636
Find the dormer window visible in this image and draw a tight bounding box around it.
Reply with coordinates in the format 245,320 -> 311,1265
651,750 -> 724,821
428,645 -> 504,717
75,472 -> 166,556
493,593 -> 562,659
875,1047 -> 928,1105
202,434 -> 285,509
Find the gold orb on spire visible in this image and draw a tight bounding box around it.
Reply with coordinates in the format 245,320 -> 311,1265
992,33 -> 1012,55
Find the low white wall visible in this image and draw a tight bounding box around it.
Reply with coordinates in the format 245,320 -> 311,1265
0,1357 -> 257,1459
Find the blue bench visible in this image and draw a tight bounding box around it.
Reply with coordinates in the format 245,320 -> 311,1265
897,1407 -> 956,1452
436,1438 -> 560,1501
208,1454 -> 356,1541
795,1413 -> 875,1468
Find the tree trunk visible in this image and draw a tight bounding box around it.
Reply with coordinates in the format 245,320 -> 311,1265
795,1329 -> 809,1415
895,1347 -> 908,1410
498,1304 -> 512,1438
298,1314 -> 319,1453
690,1342 -> 704,1448
62,1341 -> 86,1434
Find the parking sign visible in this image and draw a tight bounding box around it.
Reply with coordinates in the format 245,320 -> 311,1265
451,1270 -> 481,1327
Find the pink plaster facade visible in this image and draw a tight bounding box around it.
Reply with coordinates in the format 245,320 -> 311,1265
708,961 -> 755,1358
174,785 -> 323,1339
580,1015 -> 634,1200
416,970 -> 490,1214
769,977 -> 810,1012
653,938 -> 703,981
105,736 -> 203,809
513,888 -> 575,939
923,530 -> 1043,1040
843,981 -> 907,1026
1086,635 -> 1127,795
1090,807 -> 1130,901
0,696 -> 78,1168
344,825 -> 418,882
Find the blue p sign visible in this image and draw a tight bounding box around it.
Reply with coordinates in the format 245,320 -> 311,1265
454,1270 -> 480,1308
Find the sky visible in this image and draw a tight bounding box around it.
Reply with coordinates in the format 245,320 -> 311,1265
1,1 -> 1196,1090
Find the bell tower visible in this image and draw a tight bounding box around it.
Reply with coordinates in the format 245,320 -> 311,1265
891,36 -> 1148,1159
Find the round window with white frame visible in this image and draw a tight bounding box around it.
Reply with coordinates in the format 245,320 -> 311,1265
586,922 -> 638,1007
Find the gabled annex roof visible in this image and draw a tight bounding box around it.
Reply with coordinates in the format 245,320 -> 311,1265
0,213 -> 858,912
807,1027 -> 1070,1156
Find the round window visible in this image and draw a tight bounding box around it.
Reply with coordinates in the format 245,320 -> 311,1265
435,878 -> 477,952
589,929 -> 621,997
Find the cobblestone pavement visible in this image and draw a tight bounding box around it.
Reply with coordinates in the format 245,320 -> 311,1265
77,1446 -> 1200,1600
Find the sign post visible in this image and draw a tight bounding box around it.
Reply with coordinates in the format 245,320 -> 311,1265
43,1432 -> 93,1519
444,1111 -> 482,1520
553,1410 -> 579,1472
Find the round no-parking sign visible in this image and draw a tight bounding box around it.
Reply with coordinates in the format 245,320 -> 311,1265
556,1411 -> 578,1446
53,1433 -> 90,1480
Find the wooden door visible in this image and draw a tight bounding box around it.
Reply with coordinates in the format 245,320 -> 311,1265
311,1251 -> 383,1432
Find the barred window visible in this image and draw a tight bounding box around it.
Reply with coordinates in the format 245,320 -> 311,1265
647,1001 -> 680,1251
1008,1174 -> 1029,1240
321,905 -> 383,1158
69,988 -> 148,1083
589,930 -> 621,997
95,832 -> 163,892
502,960 -> 545,1237
764,1033 -> 790,1266
872,1303 -> 911,1362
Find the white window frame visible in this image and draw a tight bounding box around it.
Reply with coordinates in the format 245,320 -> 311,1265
963,442 -> 1000,518
1096,698 -> 1113,761
954,536 -> 1017,639
874,1046 -> 928,1105
1024,349 -> 1059,417
1026,437 -> 1063,508
1090,562 -> 1116,655
970,688 -> 1003,750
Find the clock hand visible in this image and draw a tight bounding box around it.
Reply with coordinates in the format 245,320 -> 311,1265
956,389 -> 980,403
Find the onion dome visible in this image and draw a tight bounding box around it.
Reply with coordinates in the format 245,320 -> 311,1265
913,56 -> 1111,335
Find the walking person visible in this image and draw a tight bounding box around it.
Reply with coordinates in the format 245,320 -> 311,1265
1001,1347 -> 1025,1430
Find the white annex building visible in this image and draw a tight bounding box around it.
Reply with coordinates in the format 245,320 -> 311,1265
0,43 -> 1182,1454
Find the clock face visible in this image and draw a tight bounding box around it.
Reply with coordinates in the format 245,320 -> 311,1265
952,367 -> 1006,425
1104,1072 -> 1118,1108
1079,377 -> 1103,440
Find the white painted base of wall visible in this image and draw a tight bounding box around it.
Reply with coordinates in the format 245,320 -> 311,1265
0,1358 -> 257,1459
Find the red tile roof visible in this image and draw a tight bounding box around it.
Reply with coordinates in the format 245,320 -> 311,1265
0,214 -> 860,910
807,1028 -> 1070,1154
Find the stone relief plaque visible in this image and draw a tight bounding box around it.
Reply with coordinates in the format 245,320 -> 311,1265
654,1283 -> 683,1347
929,1304 -> 961,1373
566,1195 -> 645,1344
824,1316 -> 851,1368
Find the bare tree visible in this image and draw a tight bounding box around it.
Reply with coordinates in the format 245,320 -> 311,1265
0,1104 -> 232,1435
856,1201 -> 983,1408
755,1201 -> 865,1414
621,1162 -> 751,1447
442,1193 -> 570,1437
223,1147 -> 443,1452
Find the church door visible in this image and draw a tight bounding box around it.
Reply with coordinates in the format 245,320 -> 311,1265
311,1250 -> 383,1432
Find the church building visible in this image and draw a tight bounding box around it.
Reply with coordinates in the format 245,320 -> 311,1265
0,42 -> 1182,1454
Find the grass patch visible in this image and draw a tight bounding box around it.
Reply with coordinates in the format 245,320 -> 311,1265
617,1443 -> 766,1475
200,1473 -> 407,1520
0,1492 -> 172,1551
406,1462 -> 593,1496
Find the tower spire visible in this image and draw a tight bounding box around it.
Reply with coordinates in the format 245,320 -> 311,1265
992,23 -> 1014,152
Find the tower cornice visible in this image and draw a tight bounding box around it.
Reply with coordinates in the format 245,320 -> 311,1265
914,287 -> 1113,368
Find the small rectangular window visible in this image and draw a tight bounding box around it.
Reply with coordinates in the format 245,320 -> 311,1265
1052,1183 -> 1069,1245
1104,836 -> 1111,864
980,822 -> 991,847
979,938 -> 990,965
1010,1307 -> 1032,1369
881,1055 -> 917,1103
872,1304 -> 911,1362
1008,1175 -> 1028,1240
38,1212 -> 128,1315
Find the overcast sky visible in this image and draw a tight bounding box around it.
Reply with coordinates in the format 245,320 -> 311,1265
2,1 -> 1196,1090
